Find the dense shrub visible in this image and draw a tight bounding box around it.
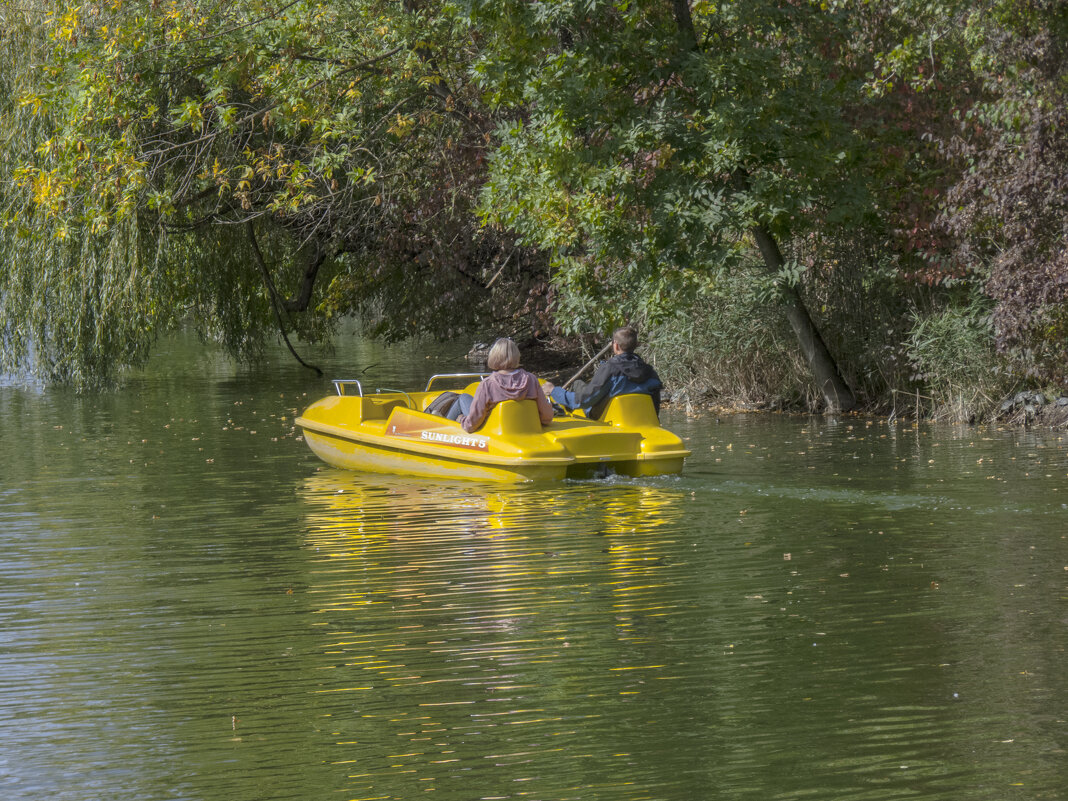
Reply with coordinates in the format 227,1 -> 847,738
904,294 -> 1014,421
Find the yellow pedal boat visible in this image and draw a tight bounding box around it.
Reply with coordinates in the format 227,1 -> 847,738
296,374 -> 690,483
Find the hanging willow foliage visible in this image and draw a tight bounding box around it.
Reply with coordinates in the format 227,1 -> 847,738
1,1 -> 546,387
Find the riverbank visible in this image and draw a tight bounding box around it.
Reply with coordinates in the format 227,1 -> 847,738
682,398 -> 1068,430
480,337 -> 1068,429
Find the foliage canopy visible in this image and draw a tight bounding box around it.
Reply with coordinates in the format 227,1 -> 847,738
1,0 -> 543,384
2,0 -> 1067,413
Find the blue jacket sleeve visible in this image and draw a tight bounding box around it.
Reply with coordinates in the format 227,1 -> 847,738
572,362 -> 614,411
551,363 -> 613,414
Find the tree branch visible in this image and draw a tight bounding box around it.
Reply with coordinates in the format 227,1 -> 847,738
282,243 -> 326,312
123,0 -> 304,64
246,220 -> 322,375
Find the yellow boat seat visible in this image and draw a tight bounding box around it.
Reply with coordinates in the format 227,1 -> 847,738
597,393 -> 660,427
477,399 -> 545,437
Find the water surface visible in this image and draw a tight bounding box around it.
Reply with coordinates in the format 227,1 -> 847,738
1,336 -> 1064,800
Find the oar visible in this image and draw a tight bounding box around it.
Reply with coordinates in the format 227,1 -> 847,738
563,341 -> 613,389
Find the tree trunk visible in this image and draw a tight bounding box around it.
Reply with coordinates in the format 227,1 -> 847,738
282,244 -> 326,313
673,0 -> 698,51
752,224 -> 857,412
668,3 -> 855,411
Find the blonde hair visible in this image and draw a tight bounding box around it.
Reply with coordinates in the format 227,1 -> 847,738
486,337 -> 520,371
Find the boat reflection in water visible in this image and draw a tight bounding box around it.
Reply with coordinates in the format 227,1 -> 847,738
297,470 -> 687,615
296,470 -> 692,796
298,469 -> 687,556
298,467 -> 688,633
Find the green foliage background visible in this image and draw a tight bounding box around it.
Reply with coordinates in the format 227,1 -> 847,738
2,1 -> 1065,419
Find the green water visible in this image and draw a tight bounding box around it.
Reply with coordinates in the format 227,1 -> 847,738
1,336 -> 1065,801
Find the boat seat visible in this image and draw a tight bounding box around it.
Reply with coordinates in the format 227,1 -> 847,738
597,393 -> 660,427
479,399 -> 545,436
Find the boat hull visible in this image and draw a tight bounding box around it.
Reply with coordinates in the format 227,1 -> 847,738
301,426 -> 569,482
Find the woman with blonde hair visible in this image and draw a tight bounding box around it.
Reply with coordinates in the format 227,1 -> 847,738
446,338 -> 553,432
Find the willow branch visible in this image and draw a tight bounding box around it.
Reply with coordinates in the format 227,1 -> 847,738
246,220 -> 323,375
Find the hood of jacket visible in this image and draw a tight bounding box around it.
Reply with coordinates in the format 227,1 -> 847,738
611,352 -> 659,384
488,369 -> 537,398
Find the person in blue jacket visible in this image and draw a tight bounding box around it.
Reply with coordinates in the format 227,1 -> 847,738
542,327 -> 662,420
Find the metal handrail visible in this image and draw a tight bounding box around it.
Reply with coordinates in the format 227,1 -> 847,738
424,372 -> 489,391
375,387 -> 415,407
332,379 -> 364,396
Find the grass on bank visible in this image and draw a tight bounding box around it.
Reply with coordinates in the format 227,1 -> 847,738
637,268 -> 1065,427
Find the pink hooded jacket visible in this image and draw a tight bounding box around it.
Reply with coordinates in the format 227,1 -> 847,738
460,369 -> 554,433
